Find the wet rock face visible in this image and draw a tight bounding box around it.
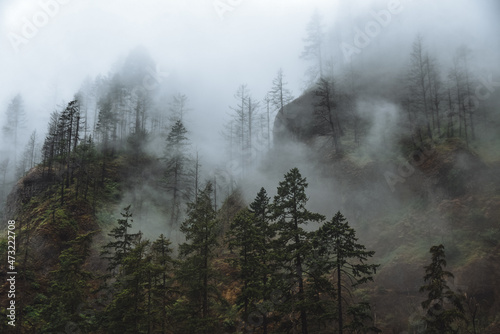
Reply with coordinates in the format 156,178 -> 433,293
273,90 -> 320,145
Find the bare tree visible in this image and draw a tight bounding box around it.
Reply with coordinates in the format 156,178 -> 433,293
426,54 -> 444,136
342,64 -> 362,146
228,85 -> 249,176
17,130 -> 38,178
246,96 -> 259,166
447,46 -> 476,147
270,68 -> 293,116
314,77 -> 342,154
263,93 -> 272,149
407,35 -> 432,141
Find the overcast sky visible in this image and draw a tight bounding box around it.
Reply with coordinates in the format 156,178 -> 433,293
0,0 -> 498,160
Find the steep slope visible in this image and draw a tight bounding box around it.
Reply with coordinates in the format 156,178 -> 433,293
270,91 -> 500,332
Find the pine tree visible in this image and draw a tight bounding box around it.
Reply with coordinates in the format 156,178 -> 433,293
96,96 -> 117,153
150,234 -> 175,334
226,190 -> 276,333
272,168 -> 324,334
248,187 -> 274,333
99,206 -> 149,333
227,209 -> 260,322
101,205 -> 141,275
419,244 -> 465,333
175,182 -> 223,333
163,120 -> 192,227
104,235 -> 151,334
316,211 -> 380,334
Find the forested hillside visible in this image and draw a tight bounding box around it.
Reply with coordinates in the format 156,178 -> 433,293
1,1 -> 499,333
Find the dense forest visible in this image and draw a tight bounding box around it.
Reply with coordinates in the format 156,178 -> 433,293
1,1 -> 500,333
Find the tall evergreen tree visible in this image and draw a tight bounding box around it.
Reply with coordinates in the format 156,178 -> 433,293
419,244 -> 465,333
99,206 -> 148,333
150,234 -> 175,334
248,187 -> 275,333
101,205 -> 141,275
175,182 -> 223,334
104,235 -> 152,334
96,96 -> 117,153
163,120 -> 192,227
316,211 -> 380,334
227,209 -> 260,322
226,189 -> 276,333
272,168 -> 324,334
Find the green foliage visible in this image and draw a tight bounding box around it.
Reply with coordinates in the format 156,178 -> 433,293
99,207 -> 177,333
316,211 -> 380,333
149,234 -> 175,333
175,182 -> 225,333
28,231 -> 96,333
101,205 -> 141,272
163,120 -> 193,226
226,187 -> 275,331
419,244 -> 465,333
272,167 -> 325,333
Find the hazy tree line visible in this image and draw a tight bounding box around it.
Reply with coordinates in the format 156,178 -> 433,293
292,12 -> 497,156
1,46 -> 293,223
402,35 -> 486,147
2,18 -> 494,218
0,48 -> 205,227
0,11 -> 497,333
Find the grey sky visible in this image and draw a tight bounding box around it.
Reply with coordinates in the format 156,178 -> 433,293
0,0 -> 498,162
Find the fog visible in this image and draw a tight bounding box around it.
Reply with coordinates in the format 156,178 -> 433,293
1,0 -> 498,158
1,0 -> 499,229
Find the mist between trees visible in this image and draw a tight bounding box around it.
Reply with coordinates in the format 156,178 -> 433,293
0,1 -> 499,333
